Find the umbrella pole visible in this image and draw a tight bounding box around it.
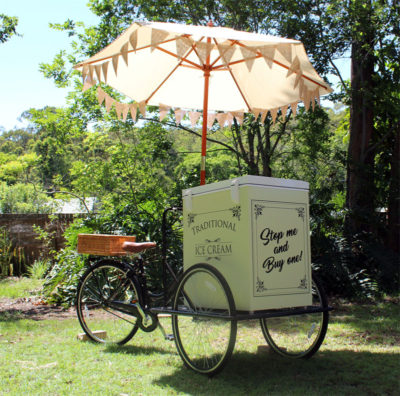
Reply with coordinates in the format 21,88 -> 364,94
200,37 -> 212,186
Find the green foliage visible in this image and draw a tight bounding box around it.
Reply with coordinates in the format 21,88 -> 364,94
0,227 -> 14,277
0,14 -> 19,44
27,260 -> 49,280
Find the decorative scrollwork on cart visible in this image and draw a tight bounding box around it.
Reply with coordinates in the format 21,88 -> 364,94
296,207 -> 305,221
254,204 -> 265,220
256,277 -> 267,293
230,205 -> 242,221
298,276 -> 308,289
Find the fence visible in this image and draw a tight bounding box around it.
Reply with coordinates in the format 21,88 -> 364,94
0,214 -> 77,275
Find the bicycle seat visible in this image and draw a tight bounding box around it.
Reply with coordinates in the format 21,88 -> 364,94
122,241 -> 157,254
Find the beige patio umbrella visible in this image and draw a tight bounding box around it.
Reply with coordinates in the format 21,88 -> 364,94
74,21 -> 332,185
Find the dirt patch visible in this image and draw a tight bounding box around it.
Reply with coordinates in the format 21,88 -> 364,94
0,297 -> 76,321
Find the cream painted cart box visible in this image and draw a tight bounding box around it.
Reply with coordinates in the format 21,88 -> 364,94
182,175 -> 312,311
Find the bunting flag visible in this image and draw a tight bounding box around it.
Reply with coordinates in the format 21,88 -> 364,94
226,112 -> 234,127
286,56 -> 300,77
270,108 -> 278,124
174,108 -> 186,124
101,62 -> 109,83
88,64 -> 95,81
159,103 -> 170,121
82,64 -> 89,81
252,108 -> 262,120
122,103 -> 130,122
281,104 -> 289,119
291,102 -> 298,118
97,87 -> 106,105
94,64 -> 102,82
176,37 -> 193,60
260,110 -> 268,124
294,71 -> 302,89
115,102 -> 123,120
239,46 -> 256,72
138,101 -> 146,117
276,43 -> 292,63
112,55 -> 119,75
120,42 -> 129,66
151,28 -> 169,52
258,45 -> 275,68
130,103 -> 137,121
303,90 -> 311,111
314,88 -> 321,106
189,111 -> 201,127
207,112 -> 216,128
218,44 -> 236,66
216,112 -> 228,128
233,111 -> 244,125
105,94 -> 115,113
129,31 -> 138,51
196,41 -> 213,65
83,75 -> 95,92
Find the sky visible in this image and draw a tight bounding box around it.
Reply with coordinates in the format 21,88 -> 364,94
0,1 -> 349,131
0,0 -> 99,130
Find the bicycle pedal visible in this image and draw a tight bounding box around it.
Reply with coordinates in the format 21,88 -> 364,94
165,334 -> 175,341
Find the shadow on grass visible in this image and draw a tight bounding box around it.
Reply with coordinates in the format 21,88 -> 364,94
152,349 -> 400,395
104,343 -> 173,356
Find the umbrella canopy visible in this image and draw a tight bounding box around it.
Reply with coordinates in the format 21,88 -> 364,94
75,21 -> 332,184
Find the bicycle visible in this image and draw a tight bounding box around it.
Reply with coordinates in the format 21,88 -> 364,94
76,207 -> 331,376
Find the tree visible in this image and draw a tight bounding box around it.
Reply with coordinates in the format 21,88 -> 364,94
0,14 -> 19,43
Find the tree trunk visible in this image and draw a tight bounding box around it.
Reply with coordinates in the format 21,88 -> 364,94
387,121 -> 400,253
345,3 -> 376,236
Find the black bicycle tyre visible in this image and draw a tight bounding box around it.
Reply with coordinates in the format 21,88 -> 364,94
76,259 -> 141,345
260,273 -> 329,359
172,263 -> 237,376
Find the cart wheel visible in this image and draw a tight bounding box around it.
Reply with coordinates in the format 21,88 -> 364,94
260,273 -> 329,359
172,264 -> 237,376
76,260 -> 141,344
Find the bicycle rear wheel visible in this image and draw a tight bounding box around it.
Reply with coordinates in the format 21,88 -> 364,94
76,260 -> 141,344
260,273 -> 329,359
172,263 -> 237,376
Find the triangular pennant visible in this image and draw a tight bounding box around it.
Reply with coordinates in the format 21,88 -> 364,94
94,64 -> 102,82
138,101 -> 146,117
129,31 -> 138,51
281,104 -> 289,119
174,108 -> 186,125
276,43 -> 292,63
112,55 -> 119,75
315,88 -> 321,106
88,64 -> 95,81
258,45 -> 275,68
216,113 -> 228,128
294,72 -> 302,89
299,79 -> 306,98
252,108 -> 262,120
270,108 -> 278,124
291,102 -> 298,117
120,42 -> 129,66
97,87 -> 106,105
101,62 -> 109,83
260,110 -> 268,124
207,112 -> 216,128
105,94 -> 115,113
189,111 -> 201,127
233,111 -> 244,125
150,28 -> 169,51
286,56 -> 301,77
239,46 -> 256,71
130,103 -> 137,121
195,41 -> 213,64
218,44 -> 235,66
176,36 -> 193,60
122,103 -> 130,122
159,103 -> 170,121
226,112 -> 234,127
303,90 -> 311,111
115,102 -> 123,120
82,75 -> 94,92
82,64 -> 89,81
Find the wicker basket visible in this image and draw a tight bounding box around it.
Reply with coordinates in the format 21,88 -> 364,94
77,234 -> 136,256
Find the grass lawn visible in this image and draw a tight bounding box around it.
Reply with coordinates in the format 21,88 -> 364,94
0,278 -> 399,395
